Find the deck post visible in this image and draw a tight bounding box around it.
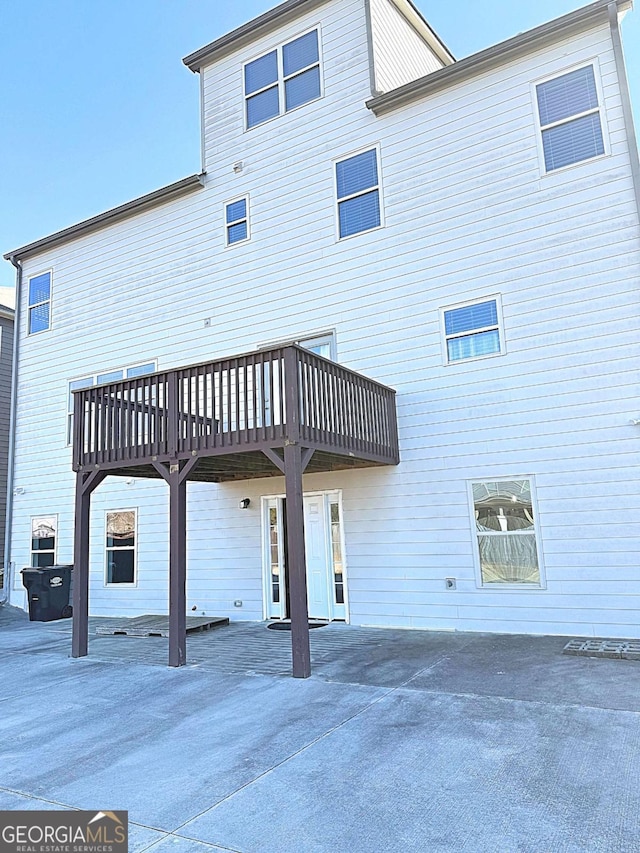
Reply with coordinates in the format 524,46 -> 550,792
168,465 -> 187,667
283,346 -> 311,679
71,470 -> 106,658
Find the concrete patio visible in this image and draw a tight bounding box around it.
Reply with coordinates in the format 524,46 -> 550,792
1,604 -> 639,852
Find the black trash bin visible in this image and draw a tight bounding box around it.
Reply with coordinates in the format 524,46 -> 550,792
21,565 -> 73,622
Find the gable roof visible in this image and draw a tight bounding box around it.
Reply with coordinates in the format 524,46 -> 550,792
367,0 -> 632,115
182,0 -> 454,72
4,174 -> 205,263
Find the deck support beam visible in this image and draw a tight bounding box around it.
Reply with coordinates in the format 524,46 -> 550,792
284,443 -> 311,678
152,459 -> 198,667
71,469 -> 107,658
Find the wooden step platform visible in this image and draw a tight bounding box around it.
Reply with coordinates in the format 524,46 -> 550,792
95,615 -> 229,638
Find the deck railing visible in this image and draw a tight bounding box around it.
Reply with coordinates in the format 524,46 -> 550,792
73,345 -> 398,469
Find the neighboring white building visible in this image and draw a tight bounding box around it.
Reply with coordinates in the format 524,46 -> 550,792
4,0 -> 640,640
0,303 -> 14,588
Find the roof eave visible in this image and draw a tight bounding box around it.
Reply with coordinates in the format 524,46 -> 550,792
367,0 -> 632,116
4,173 -> 206,262
183,0 -> 330,72
0,306 -> 15,321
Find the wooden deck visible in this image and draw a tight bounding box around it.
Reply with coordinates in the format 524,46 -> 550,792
70,344 -> 399,678
72,344 -> 399,480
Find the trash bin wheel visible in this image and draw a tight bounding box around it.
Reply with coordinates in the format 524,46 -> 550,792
61,605 -> 73,618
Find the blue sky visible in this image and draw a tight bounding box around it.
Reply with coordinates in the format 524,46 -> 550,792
1,1 -> 638,293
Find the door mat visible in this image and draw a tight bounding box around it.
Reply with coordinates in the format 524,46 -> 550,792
96,615 -> 229,638
563,638 -> 640,660
267,621 -> 328,631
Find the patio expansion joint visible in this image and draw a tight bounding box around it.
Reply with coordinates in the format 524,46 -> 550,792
166,682 -> 398,839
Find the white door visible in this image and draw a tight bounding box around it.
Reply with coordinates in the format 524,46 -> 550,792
263,493 -> 347,621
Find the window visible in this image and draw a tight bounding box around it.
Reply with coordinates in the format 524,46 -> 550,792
297,333 -> 336,360
244,29 -> 321,129
106,510 -> 136,585
442,298 -> 502,363
28,272 -> 51,334
31,516 -> 57,567
535,65 -> 605,173
335,148 -> 382,239
471,479 -> 542,587
225,197 -> 249,245
67,361 -> 155,445
329,499 -> 345,605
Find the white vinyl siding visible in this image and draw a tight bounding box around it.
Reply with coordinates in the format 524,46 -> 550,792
368,0 -> 445,94
8,6 -> 640,639
535,63 -> 606,173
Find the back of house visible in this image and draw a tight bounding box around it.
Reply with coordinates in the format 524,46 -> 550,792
4,0 -> 640,639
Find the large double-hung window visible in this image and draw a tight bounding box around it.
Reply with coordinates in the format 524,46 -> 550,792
244,29 -> 321,129
535,64 -> 605,173
335,148 -> 382,239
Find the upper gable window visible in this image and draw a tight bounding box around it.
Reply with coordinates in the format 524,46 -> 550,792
535,65 -> 605,173
335,148 -> 382,239
244,29 -> 321,130
28,272 -> 51,334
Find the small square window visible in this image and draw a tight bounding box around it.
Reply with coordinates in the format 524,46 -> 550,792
442,298 -> 503,363
28,272 -> 51,334
335,148 -> 382,239
535,65 -> 605,173
471,479 -> 543,587
225,197 -> 250,246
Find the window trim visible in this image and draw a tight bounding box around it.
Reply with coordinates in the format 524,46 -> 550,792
532,59 -> 609,176
257,329 -> 337,360
224,194 -> 251,247
30,514 -> 58,568
439,295 -> 505,366
243,25 -> 323,132
104,508 -> 138,588
27,269 -> 53,336
467,476 -> 546,591
67,360 -> 157,446
333,144 -> 384,242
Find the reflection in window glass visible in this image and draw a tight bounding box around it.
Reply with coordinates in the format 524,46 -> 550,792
269,506 -> 280,603
473,480 -> 540,585
106,510 -> 136,584
330,501 -> 344,604
31,516 -> 57,567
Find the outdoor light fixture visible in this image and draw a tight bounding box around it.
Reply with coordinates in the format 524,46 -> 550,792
239,498 -> 251,509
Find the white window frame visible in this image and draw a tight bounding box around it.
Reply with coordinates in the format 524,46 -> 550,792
30,514 -> 58,568
440,295 -> 505,366
27,270 -> 53,336
333,144 -> 384,242
258,330 -> 337,360
467,476 -> 546,591
532,59 -> 609,176
67,360 -> 157,446
224,194 -> 251,247
243,26 -> 323,131
104,508 -> 138,588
